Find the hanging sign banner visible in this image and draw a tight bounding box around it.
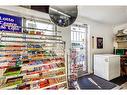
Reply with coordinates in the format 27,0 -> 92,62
0,13 -> 22,32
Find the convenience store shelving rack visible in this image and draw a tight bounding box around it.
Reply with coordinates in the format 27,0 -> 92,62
114,31 -> 127,76
0,28 -> 67,90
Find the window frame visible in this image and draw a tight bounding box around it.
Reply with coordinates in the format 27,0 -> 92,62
23,18 -> 56,35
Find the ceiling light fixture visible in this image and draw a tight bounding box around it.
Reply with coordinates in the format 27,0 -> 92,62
50,7 -> 71,18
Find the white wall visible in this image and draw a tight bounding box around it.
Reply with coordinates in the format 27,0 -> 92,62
57,26 -> 71,54
86,18 -> 113,73
76,16 -> 114,73
57,16 -> 114,73
76,16 -> 113,54
57,26 -> 71,76
0,6 -> 114,74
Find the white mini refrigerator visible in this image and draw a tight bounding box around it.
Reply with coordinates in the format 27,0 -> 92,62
94,54 -> 120,80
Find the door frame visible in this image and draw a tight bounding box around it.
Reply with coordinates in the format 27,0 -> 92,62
70,24 -> 90,76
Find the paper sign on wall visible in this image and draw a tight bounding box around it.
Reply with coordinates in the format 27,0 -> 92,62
0,13 -> 22,32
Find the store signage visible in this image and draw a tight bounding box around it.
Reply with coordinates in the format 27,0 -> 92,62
0,13 -> 22,32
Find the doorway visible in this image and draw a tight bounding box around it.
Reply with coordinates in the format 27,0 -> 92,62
70,24 -> 88,78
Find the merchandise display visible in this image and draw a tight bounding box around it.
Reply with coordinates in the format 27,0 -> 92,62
0,30 -> 67,90
115,31 -> 127,76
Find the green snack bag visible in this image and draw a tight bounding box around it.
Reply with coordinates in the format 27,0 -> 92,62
4,67 -> 21,76
15,61 -> 22,67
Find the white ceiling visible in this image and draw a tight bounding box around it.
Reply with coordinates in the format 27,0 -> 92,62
1,6 -> 127,25
78,6 -> 127,25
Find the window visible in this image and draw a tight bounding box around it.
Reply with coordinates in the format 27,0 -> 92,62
25,19 -> 55,35
71,25 -> 87,42
70,24 -> 88,76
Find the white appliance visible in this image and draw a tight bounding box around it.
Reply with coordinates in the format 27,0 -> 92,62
94,54 -> 120,80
